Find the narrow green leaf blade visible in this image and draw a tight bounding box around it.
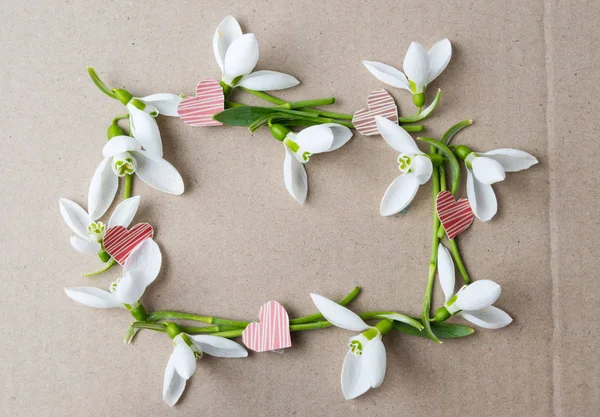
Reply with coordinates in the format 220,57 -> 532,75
393,320 -> 475,339
418,137 -> 461,195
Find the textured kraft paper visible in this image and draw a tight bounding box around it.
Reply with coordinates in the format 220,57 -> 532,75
0,1 -> 598,416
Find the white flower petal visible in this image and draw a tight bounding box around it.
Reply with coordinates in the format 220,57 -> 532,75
362,61 -> 410,91
319,123 -> 353,152
64,287 -> 122,308
375,116 -> 422,154
427,39 -> 452,84
189,335 -> 248,358
128,103 -> 163,158
310,293 -> 370,332
70,236 -> 101,253
122,238 -> 162,286
403,42 -> 430,92
380,174 -> 420,216
471,156 -> 506,185
437,243 -> 455,303
237,70 -> 299,91
173,336 -> 197,380
295,125 -> 335,155
341,350 -> 371,400
59,198 -> 92,240
88,158 -> 118,220
466,167 -> 498,222
163,351 -> 187,407
454,280 -> 501,312
283,146 -> 308,204
103,136 -> 142,158
107,195 -> 140,229
140,93 -> 182,117
133,151 -> 184,195
412,154 -> 433,185
460,306 -> 513,330
363,336 -> 386,388
115,271 -> 148,305
213,15 -> 243,72
481,149 -> 539,172
223,33 -> 259,81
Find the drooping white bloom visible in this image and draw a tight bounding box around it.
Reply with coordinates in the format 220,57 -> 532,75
437,243 -> 512,329
59,195 -> 140,255
376,116 -> 432,216
310,293 -> 387,400
64,238 -> 162,307
88,136 -> 184,216
465,149 -> 538,221
282,124 -> 353,203
163,333 -> 247,406
363,39 -> 452,99
213,15 -> 299,91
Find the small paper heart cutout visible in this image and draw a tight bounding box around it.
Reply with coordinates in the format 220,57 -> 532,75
242,301 -> 292,353
352,89 -> 399,136
103,223 -> 154,266
436,191 -> 474,240
177,77 -> 224,127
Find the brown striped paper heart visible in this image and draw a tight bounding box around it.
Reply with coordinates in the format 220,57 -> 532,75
177,77 -> 224,127
242,301 -> 292,353
352,89 -> 399,136
436,191 -> 474,240
103,223 -> 154,266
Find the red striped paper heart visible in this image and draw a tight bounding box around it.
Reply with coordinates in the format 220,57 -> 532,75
103,223 -> 154,266
436,191 -> 474,240
177,77 -> 224,127
352,89 -> 398,136
242,301 -> 292,353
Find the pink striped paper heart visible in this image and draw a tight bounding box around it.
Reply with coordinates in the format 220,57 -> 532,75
436,191 -> 474,240
242,301 -> 292,353
103,223 -> 154,266
177,77 -> 224,127
352,89 -> 398,136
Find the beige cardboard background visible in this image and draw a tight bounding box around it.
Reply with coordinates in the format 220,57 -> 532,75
0,0 -> 598,415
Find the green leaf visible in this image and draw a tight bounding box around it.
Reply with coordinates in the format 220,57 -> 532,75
441,119 -> 473,146
398,89 -> 441,123
393,320 -> 475,339
214,106 -> 319,127
418,137 -> 461,195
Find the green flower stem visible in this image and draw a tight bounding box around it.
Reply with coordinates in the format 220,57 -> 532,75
87,67 -> 117,99
225,101 -> 245,108
401,124 -> 425,133
82,258 -> 116,277
179,325 -> 238,333
422,147 -> 442,344
239,87 -> 354,120
290,286 -> 360,325
277,98 -> 336,109
398,89 -> 441,123
111,114 -> 130,125
123,174 -> 133,200
449,240 -> 470,284
131,322 -> 166,332
146,311 -> 250,328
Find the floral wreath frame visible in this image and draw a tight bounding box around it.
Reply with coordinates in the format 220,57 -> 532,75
60,15 -> 539,406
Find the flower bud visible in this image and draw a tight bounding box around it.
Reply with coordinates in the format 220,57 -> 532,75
413,93 -> 425,108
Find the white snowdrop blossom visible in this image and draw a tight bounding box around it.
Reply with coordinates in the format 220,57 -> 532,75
88,136 -> 184,217
281,123 -> 353,203
214,15 -> 299,91
436,243 -> 512,329
363,39 -> 452,106
64,238 -> 162,309
113,89 -> 182,158
163,332 -> 247,406
59,195 -> 140,255
376,116 -> 433,216
463,148 -> 538,221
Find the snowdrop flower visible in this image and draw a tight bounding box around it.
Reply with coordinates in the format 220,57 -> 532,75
434,243 -> 512,329
59,195 -> 140,258
113,89 -> 182,158
376,116 -> 433,216
310,293 -> 392,400
163,324 -> 247,406
213,15 -> 299,92
363,39 -> 452,107
270,123 -> 353,203
64,238 -> 161,316
88,136 -> 184,218
454,145 -> 538,221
